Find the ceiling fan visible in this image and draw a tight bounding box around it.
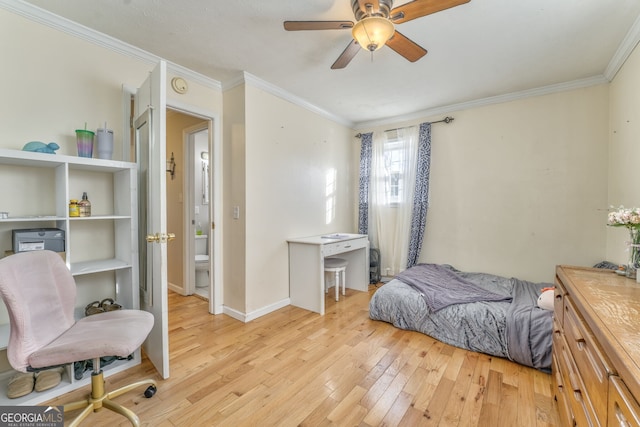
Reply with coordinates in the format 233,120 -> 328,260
284,0 -> 470,69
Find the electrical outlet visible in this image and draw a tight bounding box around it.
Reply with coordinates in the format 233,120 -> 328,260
233,206 -> 240,219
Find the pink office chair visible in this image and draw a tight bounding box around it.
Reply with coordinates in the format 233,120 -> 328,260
0,250 -> 157,426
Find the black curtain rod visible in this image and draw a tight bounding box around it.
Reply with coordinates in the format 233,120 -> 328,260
354,116 -> 454,138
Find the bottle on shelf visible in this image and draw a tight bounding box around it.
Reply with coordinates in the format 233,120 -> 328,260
69,199 -> 79,217
78,192 -> 91,217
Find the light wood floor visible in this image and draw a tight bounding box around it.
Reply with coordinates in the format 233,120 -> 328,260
47,285 -> 559,426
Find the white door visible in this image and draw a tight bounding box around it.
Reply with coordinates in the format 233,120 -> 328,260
134,61 -> 170,379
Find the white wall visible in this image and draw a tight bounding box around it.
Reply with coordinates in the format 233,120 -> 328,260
363,85 -> 610,283
0,9 -> 147,158
607,43 -> 640,264
0,9 -> 222,157
243,84 -> 355,314
222,84 -> 247,312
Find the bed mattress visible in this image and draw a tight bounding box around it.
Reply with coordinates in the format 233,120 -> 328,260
368,264 -> 553,371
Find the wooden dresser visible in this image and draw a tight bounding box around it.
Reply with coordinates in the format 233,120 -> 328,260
553,265 -> 640,426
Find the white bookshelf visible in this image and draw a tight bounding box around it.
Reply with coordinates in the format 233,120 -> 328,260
0,148 -> 141,405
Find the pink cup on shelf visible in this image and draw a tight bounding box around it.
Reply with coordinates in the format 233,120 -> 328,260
75,129 -> 94,158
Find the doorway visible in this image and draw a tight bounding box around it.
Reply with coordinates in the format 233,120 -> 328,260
165,109 -> 215,306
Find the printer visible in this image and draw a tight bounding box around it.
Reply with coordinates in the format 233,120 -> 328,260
12,228 -> 65,253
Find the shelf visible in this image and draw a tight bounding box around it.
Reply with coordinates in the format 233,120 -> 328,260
70,258 -> 131,276
0,367 -> 74,406
0,216 -> 64,223
0,216 -> 131,223
0,147 -> 140,406
69,215 -> 131,221
0,148 -> 135,172
0,353 -> 139,406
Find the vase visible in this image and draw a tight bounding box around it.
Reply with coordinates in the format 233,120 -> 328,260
627,227 -> 640,279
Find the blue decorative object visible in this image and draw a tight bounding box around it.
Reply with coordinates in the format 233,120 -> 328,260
22,142 -> 60,154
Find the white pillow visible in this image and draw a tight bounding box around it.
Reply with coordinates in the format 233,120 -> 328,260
537,289 -> 554,311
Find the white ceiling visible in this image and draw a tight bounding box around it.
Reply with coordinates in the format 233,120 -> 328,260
18,0 -> 640,127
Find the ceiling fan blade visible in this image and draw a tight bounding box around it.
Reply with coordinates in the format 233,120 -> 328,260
385,31 -> 427,62
331,40 -> 361,69
390,0 -> 470,24
283,21 -> 354,31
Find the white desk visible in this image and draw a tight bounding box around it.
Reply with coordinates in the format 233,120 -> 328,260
287,233 -> 369,315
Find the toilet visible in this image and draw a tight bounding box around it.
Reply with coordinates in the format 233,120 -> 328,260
195,234 -> 209,288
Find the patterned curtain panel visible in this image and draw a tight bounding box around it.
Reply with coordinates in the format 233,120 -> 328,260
358,132 -> 373,235
407,122 -> 432,268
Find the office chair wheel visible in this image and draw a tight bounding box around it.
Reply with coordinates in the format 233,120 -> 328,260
144,385 -> 157,398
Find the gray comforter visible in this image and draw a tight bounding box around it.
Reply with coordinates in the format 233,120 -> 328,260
369,264 -> 553,371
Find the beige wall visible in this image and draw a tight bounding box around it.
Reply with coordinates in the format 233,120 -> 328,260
223,82 -> 356,316
607,43 -> 640,264
0,9 -> 149,158
363,85 -> 610,282
0,8 -> 221,158
244,84 -> 355,314
222,84 -> 247,313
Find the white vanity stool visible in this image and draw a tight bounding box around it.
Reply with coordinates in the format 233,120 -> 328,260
324,257 -> 348,302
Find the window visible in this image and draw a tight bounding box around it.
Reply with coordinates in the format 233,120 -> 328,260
378,134 -> 406,206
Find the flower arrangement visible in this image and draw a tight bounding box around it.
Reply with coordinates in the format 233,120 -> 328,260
607,205 -> 640,229
608,205 -> 640,279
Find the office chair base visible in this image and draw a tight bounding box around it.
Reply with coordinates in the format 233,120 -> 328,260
63,368 -> 156,427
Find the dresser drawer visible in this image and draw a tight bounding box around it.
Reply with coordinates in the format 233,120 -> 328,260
609,376 -> 640,427
322,238 -> 367,257
564,298 -> 612,426
552,352 -> 574,427
557,332 -> 599,427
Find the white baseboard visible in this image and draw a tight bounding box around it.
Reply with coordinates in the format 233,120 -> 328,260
168,282 -> 187,295
222,298 -> 291,323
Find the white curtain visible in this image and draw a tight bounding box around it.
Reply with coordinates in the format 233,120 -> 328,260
368,126 -> 419,277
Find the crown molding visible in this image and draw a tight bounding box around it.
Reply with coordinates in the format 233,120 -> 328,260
604,12 -> 640,80
222,72 -> 355,128
3,0 -> 636,130
354,75 -> 609,130
0,0 -> 221,91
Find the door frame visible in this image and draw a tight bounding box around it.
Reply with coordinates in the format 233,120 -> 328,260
122,90 -> 223,316
168,103 -> 221,315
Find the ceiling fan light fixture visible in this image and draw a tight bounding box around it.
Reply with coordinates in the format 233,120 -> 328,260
352,16 -> 395,52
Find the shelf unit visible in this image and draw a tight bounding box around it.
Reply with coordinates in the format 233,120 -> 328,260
0,148 -> 141,405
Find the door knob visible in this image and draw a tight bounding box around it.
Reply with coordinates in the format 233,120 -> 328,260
146,233 -> 160,243
146,232 -> 175,243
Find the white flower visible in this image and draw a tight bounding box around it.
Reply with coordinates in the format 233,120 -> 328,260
608,205 -> 640,228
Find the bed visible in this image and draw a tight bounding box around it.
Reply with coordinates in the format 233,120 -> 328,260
368,263 -> 553,372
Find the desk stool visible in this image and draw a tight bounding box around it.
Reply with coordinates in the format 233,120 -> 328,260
325,257 -> 348,301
